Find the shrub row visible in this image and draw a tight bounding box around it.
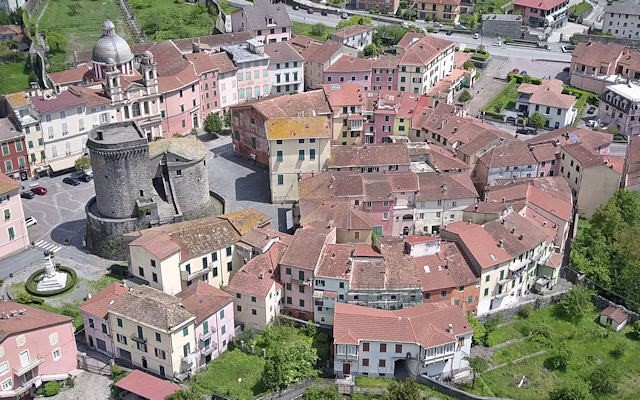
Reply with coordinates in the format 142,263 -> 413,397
25,266 -> 78,297
507,73 -> 542,84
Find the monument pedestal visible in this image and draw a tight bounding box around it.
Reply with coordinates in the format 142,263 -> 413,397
36,255 -> 67,292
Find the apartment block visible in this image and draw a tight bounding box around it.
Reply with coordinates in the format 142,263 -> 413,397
515,79 -> 577,129
413,0 -> 461,24
602,0 -> 640,39
0,173 -> 29,258
599,82 -> 640,136
79,282 -> 128,357
264,42 -> 305,96
569,41 -> 640,94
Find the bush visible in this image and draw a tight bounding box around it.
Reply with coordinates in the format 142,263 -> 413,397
545,345 -> 571,370
25,266 -> 78,297
458,90 -> 472,103
632,320 -> 640,339
468,315 -> 486,345
610,341 -> 627,358
557,286 -> 593,321
518,305 -> 534,319
550,381 -> 593,400
43,381 -> 60,397
589,363 -> 618,396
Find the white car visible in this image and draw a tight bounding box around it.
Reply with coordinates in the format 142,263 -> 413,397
25,216 -> 37,227
473,33 -> 480,39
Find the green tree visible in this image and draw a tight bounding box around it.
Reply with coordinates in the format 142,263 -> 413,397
545,345 -> 572,370
224,111 -> 231,127
261,341 -> 318,391
363,44 -> 381,57
464,356 -> 489,388
45,31 -> 67,51
43,381 -> 60,397
384,379 -> 420,400
632,320 -> 640,338
203,113 -> 224,135
310,23 -> 328,40
165,389 -> 202,400
303,386 -> 338,400
528,112 -> 546,129
557,286 -> 593,321
550,381 -> 593,400
336,15 -> 372,30
589,364 -> 618,396
463,60 -> 475,70
373,25 -> 412,46
458,90 -> 472,103
74,156 -> 91,171
467,315 -> 485,345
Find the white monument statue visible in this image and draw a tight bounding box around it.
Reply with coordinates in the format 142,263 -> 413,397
36,253 -> 68,291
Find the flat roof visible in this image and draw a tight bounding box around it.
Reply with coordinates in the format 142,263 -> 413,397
607,83 -> 640,102
88,122 -> 145,144
223,44 -> 268,63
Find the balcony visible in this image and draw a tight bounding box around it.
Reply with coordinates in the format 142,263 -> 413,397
422,350 -> 455,365
181,267 -> 213,282
200,343 -> 218,356
130,335 -> 147,344
13,358 -> 43,377
199,327 -> 217,341
291,278 -> 312,286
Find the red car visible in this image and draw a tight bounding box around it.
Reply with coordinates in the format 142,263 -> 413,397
30,186 -> 47,195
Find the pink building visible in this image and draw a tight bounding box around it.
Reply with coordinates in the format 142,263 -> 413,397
177,281 -> 235,364
324,55 -> 373,90
186,53 -> 223,120
79,282 -> 128,356
0,173 -> 29,258
371,56 -> 400,91
512,0 -> 569,29
224,40 -> 271,103
214,54 -> 239,110
0,301 -> 78,399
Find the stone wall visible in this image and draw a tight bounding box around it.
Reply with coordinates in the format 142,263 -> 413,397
85,197 -> 141,260
418,375 -> 513,400
571,33 -> 640,48
592,294 -> 639,324
478,291 -> 567,322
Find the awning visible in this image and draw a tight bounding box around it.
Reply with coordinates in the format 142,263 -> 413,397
48,155 -> 82,172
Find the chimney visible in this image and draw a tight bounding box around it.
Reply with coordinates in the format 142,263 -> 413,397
498,239 -> 504,247
87,293 -> 92,299
258,272 -> 264,279
448,323 -> 453,334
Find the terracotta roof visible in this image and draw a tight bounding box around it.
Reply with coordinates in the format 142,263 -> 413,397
353,244 -> 383,258
300,200 -> 372,231
264,41 -> 304,64
333,302 -> 472,349
600,306 -> 629,324
529,142 -> 558,162
324,55 -> 373,73
416,172 -> 478,201
316,244 -> 354,279
624,135 -> 640,188
414,241 -> 477,292
328,143 -> 411,168
226,242 -> 286,297
321,82 -> 366,107
331,25 -> 372,40
350,237 -> 420,290
300,40 -> 343,65
0,24 -> 21,35
427,145 -> 471,171
396,31 -> 424,51
252,90 -> 331,119
399,35 -> 455,67
143,40 -> 199,92
79,282 -> 128,319
513,0 -> 566,10
298,171 -> 362,200
31,90 -> 86,114
171,31 -> 253,53
562,142 -> 605,168
525,126 -> 612,152
388,171 -> 419,192
0,168 -> 21,195
0,301 -> 73,343
518,79 -> 576,109
372,55 -> 400,69
265,116 -> 331,140
210,52 -> 238,74
483,212 -> 550,258
545,252 -> 563,269
218,209 -> 271,235
239,227 -> 293,250
184,52 -> 219,75
67,86 -> 111,108
115,370 -> 181,400
176,281 -> 233,325
362,173 -> 393,201
280,228 -> 331,270
109,285 -> 194,331
479,140 -> 538,169
571,41 -> 626,68
441,221 -> 512,269
48,63 -> 93,85
454,51 -> 471,69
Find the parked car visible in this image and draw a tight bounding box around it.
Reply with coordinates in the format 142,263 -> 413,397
78,172 -> 93,182
293,4 -> 299,9
20,191 -> 35,199
341,12 -> 348,19
433,22 -> 442,28
307,7 -> 314,13
587,119 -> 599,128
63,177 -> 81,186
25,216 -> 37,228
473,32 -> 480,39
455,24 -> 467,30
30,186 -> 47,195
446,30 -> 453,35
321,9 -> 328,15
587,106 -> 597,114
516,127 -> 537,135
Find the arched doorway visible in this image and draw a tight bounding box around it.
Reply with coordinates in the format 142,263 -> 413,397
192,113 -> 199,128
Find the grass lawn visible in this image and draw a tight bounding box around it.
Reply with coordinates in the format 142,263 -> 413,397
483,78 -> 519,116
464,305 -> 640,400
569,0 -> 592,17
218,0 -> 240,15
355,376 -> 456,399
131,0 -> 213,41
37,0 -> 133,66
292,21 -> 330,42
0,61 -> 31,95
485,322 -> 525,347
192,349 -> 268,398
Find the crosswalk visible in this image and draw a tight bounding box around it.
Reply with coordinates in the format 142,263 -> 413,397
34,240 -> 62,254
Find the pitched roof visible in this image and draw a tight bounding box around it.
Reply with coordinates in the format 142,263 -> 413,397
115,370 -> 181,400
265,116 -> 331,140
441,221 -> 511,269
235,0 -> 292,31
414,241 -> 478,292
239,227 -> 293,250
416,172 -> 478,201
372,55 -> 400,69
399,35 -> 455,67
252,90 -> 331,118
143,40 -> 199,92
517,79 -> 576,109
48,63 -> 93,85
601,306 -> 629,324
524,126 -> 612,151
226,242 -> 286,297
298,40 -> 343,65
571,41 -> 626,68
316,244 -> 354,279
217,208 -> 271,235
280,228 -> 331,270
300,200 -> 372,231
31,90 -> 86,114
331,25 -> 372,40
479,140 -> 538,169
483,212 -> 550,258
624,135 -> 640,188
171,31 -> 253,53
333,302 -> 472,348
264,41 -> 304,64
176,281 -> 233,325
328,143 -> 411,168
0,302 -> 73,343
321,82 -> 365,107
324,55 -> 373,73
427,145 -> 471,171
79,282 -> 128,319
562,142 -> 605,168
0,168 -> 21,195
513,0 -> 567,10
109,285 -> 195,331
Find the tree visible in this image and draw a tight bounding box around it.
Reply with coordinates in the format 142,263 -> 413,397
303,386 -> 339,400
467,315 -> 485,345
632,320 -> 640,338
550,381 -> 593,400
203,113 -> 224,135
45,31 -> 67,52
224,110 -> 231,127
261,340 -> 318,391
589,363 -> 618,396
336,15 -> 372,30
74,156 -> 91,171
528,112 -> 546,129
545,345 -> 571,370
363,44 -> 381,57
557,286 -> 593,321
384,379 -> 420,400
165,389 -> 202,400
458,90 -> 472,103
310,23 -> 328,40
464,356 -> 489,388
373,25 -> 412,46
463,60 -> 475,70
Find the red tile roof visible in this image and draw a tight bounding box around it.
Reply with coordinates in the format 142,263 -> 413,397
177,281 -> 233,325
0,172 -> 21,195
316,244 -> 354,279
328,143 -> 411,168
115,370 -> 181,400
525,126 -> 612,152
0,302 -> 73,343
31,90 -> 86,114
325,54 -> 373,73
331,25 -> 373,40
333,302 -> 472,348
252,90 -> 332,118
571,41 -> 626,68
518,79 -> 576,109
48,63 -> 93,85
513,0 -> 566,10
280,228 -> 332,270
264,41 -> 304,64
321,82 -> 365,107
442,221 -> 511,269
414,241 -> 477,292
600,306 -> 629,324
399,35 -> 455,67
79,282 -> 128,319
624,135 -> 640,188
226,242 -> 286,297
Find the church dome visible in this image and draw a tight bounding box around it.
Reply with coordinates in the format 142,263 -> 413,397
92,20 -> 135,65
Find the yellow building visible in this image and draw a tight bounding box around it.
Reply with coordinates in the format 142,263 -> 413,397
108,285 -> 197,380
414,0 -> 461,24
267,117 -> 332,203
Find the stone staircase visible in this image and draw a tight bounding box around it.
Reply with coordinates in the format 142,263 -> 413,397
118,0 -> 147,43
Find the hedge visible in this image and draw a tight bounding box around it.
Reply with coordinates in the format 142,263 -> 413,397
471,53 -> 490,61
507,73 -> 542,85
25,266 -> 78,297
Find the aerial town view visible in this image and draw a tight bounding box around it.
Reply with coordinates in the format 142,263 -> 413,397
1,0 -> 640,398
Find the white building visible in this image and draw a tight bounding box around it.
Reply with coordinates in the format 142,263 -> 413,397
330,25 -> 373,53
516,79 -> 577,129
264,42 -> 305,96
603,0 -> 640,39
397,34 -> 455,95
599,82 -> 640,136
332,302 -> 473,379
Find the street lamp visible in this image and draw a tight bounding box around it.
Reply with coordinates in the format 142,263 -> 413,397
237,378 -> 242,400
